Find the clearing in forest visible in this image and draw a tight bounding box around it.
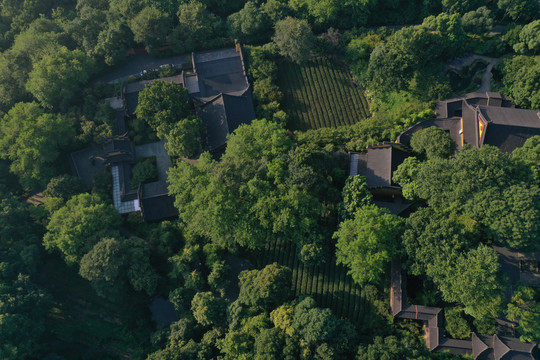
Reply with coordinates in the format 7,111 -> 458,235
259,238 -> 388,336
278,57 -> 370,131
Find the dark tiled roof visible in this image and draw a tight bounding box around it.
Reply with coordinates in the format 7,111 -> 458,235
479,106 -> 540,128
193,48 -> 248,97
197,89 -> 256,151
360,143 -> 412,189
473,333 -> 490,359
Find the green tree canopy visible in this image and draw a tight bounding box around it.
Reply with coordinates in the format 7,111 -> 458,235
410,126 -> 456,160
0,275 -> 52,360
502,55 -> 540,110
461,6 -> 493,35
173,0 -> 218,52
442,244 -> 504,319
227,2 -> 272,44
273,17 -> 315,64
79,236 -> 158,297
497,0 -> 539,22
338,175 -> 373,219
0,102 -> 75,189
506,286 -> 540,342
135,80 -> 190,136
164,116 -> 203,158
130,6 -> 172,52
191,291 -> 227,327
334,204 -> 404,286
43,193 -> 121,266
25,47 -> 93,109
238,263 -> 292,311
44,174 -> 85,200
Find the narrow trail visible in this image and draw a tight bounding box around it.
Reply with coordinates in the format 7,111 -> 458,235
445,53 -> 501,92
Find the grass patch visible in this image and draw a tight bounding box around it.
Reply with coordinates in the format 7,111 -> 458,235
278,57 -> 371,131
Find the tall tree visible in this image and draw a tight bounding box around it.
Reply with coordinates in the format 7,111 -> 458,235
135,80 -> 190,136
191,292 -> 227,326
273,17 -> 315,64
506,286 -> 540,342
0,102 -> 74,189
25,47 -> 94,109
238,263 -> 292,311
227,2 -> 272,44
334,204 -> 404,286
130,7 -> 172,53
410,126 -> 455,160
43,193 -> 121,266
164,116 -> 203,158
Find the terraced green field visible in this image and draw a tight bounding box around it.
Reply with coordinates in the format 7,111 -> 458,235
278,57 -> 370,131
259,238 -> 388,334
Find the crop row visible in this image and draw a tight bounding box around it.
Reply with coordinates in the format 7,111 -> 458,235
259,238 -> 379,331
278,58 -> 370,131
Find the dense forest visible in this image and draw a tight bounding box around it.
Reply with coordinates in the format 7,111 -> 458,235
0,0 -> 539,359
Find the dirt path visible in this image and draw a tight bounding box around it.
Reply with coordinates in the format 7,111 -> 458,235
446,53 -> 501,92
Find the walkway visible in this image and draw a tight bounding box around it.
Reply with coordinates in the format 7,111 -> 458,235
445,53 -> 501,92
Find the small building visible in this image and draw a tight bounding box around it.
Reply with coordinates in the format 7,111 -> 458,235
398,92 -> 540,153
350,142 -> 414,215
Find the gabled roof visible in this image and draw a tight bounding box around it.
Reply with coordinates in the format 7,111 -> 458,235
473,333 -> 490,359
196,88 -> 255,151
361,142 -> 412,189
494,335 -> 511,360
192,48 -> 248,97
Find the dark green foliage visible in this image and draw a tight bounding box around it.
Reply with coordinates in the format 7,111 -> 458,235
497,0 -> 539,22
26,47 -> 94,109
227,2 -> 272,44
0,275 -> 52,360
410,126 -> 456,160
0,191 -> 41,277
131,157 -> 158,188
393,144 -> 540,318
461,7 -> 493,35
169,119 -> 326,251
356,334 -> 433,360
43,193 -> 122,266
44,174 -> 85,200
273,17 -> 315,64
512,135 -> 540,182
135,80 -> 190,136
291,297 -> 338,344
169,317 -> 197,343
513,20 -> 540,54
445,307 -> 472,339
0,102 -> 75,189
338,175 -> 373,219
395,146 -> 540,250
173,1 -> 219,53
130,6 -> 173,53
254,327 -> 285,359
92,171 -> 113,203
506,286 -> 540,342
191,292 -> 227,327
164,116 -> 203,158
501,55 -> 540,110
238,263 -> 292,311
366,13 -> 465,95
79,236 -> 159,297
